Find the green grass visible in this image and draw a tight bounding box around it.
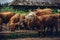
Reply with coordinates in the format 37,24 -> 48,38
0,6 -> 59,16
0,6 -> 29,15
52,9 -> 58,13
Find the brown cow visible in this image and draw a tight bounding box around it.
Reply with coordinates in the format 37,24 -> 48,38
25,12 -> 38,30
7,14 -> 21,31
37,14 -> 58,36
0,12 -> 15,24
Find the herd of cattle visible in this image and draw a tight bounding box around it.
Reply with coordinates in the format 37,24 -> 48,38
0,8 -> 60,36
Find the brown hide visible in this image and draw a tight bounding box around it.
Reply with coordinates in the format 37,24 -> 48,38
37,14 -> 58,33
7,14 -> 21,31
0,18 -> 3,25
0,12 -> 15,24
35,8 -> 53,16
0,18 -> 3,31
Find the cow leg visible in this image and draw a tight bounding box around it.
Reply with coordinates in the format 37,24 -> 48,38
50,26 -> 53,37
0,25 -> 3,31
38,30 -> 44,37
9,25 -> 15,31
38,25 -> 44,37
16,25 -> 21,30
55,26 -> 58,36
43,26 -> 50,36
9,27 -> 15,31
18,25 -> 21,30
37,26 -> 41,37
26,20 -> 30,30
15,25 -> 18,30
44,27 -> 46,32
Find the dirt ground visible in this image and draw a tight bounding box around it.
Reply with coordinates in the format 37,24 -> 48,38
2,37 -> 60,40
